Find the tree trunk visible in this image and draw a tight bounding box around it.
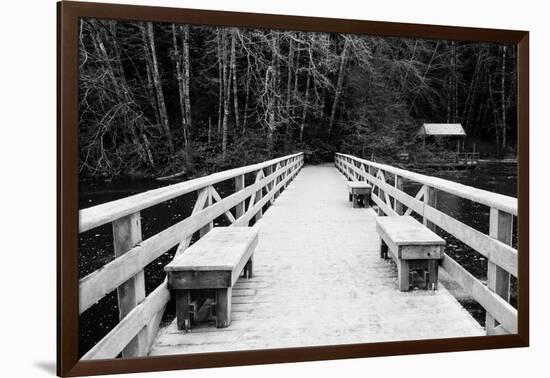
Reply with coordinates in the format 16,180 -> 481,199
221,29 -> 231,155
286,38 -> 294,113
242,52 -> 251,135
230,29 -> 240,131
300,71 -> 311,141
146,22 -> 174,154
453,41 -> 458,123
171,24 -> 189,151
328,40 -> 349,136
182,26 -> 192,140
501,45 -> 507,151
216,30 -> 223,135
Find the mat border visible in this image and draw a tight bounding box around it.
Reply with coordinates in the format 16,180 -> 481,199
57,1 -> 529,376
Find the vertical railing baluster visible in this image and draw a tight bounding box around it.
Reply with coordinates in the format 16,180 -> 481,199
255,170 -> 264,222
424,187 -> 438,230
486,208 -> 513,334
235,175 -> 245,219
200,186 -> 213,236
112,212 -> 148,357
395,175 -> 404,215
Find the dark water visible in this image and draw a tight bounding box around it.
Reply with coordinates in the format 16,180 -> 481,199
78,162 -> 517,355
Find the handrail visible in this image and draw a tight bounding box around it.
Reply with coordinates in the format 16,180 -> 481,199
335,152 -> 517,336
336,153 -> 516,215
80,152 -> 304,359
80,152 -> 304,233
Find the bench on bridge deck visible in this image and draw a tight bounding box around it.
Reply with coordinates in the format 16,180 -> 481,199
376,216 -> 445,291
347,181 -> 372,208
165,227 -> 259,331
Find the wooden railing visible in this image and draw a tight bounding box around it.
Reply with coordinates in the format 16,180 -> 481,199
79,152 -> 304,360
335,152 -> 517,336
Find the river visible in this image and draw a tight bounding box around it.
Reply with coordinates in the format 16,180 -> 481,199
78,161 -> 517,356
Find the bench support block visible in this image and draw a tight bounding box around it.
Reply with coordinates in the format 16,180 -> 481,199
176,290 -> 191,331
215,288 -> 232,328
397,260 -> 410,291
244,257 -> 253,279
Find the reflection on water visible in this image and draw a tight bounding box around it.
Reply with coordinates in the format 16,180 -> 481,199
77,162 -> 517,355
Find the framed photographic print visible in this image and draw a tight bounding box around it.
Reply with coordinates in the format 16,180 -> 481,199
57,1 -> 529,376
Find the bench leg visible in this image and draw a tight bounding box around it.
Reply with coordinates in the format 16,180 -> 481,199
397,260 -> 410,291
244,257 -> 253,279
428,260 -> 439,290
176,290 -> 191,331
349,193 -> 352,202
380,240 -> 388,259
215,288 -> 232,328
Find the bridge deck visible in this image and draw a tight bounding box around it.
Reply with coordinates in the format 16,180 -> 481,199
150,164 -> 483,356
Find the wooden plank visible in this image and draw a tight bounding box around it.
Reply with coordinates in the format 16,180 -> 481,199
348,182 -> 371,190
335,153 -> 517,216
199,187 -> 214,237
234,174 -> 245,219
441,253 -> 517,334
375,216 -> 445,247
404,186 -> 426,216
79,160 -> 300,314
165,228 -> 259,272
82,280 -> 171,360
395,175 -> 404,215
371,193 -> 397,216
112,212 -> 147,357
486,208 -> 514,335
211,187 -> 236,224
175,188 -> 209,256
254,170 -> 265,222
80,153 -> 304,233
424,187 -> 438,231
399,245 -> 443,260
169,270 -> 232,290
423,204 -> 517,276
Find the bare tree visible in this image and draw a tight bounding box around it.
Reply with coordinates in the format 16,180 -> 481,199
144,22 -> 174,154
328,38 -> 349,136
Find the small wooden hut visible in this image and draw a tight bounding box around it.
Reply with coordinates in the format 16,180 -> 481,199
418,123 -> 466,152
417,123 -> 478,169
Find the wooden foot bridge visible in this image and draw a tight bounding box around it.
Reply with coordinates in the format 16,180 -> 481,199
78,152 -> 518,359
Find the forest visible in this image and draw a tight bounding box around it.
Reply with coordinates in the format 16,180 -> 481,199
78,19 -> 517,179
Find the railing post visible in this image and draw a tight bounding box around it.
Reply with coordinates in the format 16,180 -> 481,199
200,187 -> 213,236
424,186 -> 438,231
486,208 -> 513,334
395,175 -> 404,215
112,212 -> 147,357
377,170 -> 385,216
235,175 -> 245,219
255,170 -> 264,222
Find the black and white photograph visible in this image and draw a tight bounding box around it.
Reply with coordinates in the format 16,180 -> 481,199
76,16 -> 519,360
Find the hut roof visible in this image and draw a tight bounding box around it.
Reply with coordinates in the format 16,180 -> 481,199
419,123 -> 466,137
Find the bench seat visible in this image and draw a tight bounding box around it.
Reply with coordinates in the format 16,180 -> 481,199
347,181 -> 372,208
376,216 -> 445,291
165,227 -> 259,330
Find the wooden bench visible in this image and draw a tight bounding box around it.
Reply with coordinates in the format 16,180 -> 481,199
165,227 -> 259,330
376,216 -> 445,291
347,181 -> 372,208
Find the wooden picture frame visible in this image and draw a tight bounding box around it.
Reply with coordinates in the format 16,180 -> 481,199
58,1 -> 529,376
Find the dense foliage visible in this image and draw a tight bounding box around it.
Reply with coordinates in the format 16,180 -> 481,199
79,19 -> 517,178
